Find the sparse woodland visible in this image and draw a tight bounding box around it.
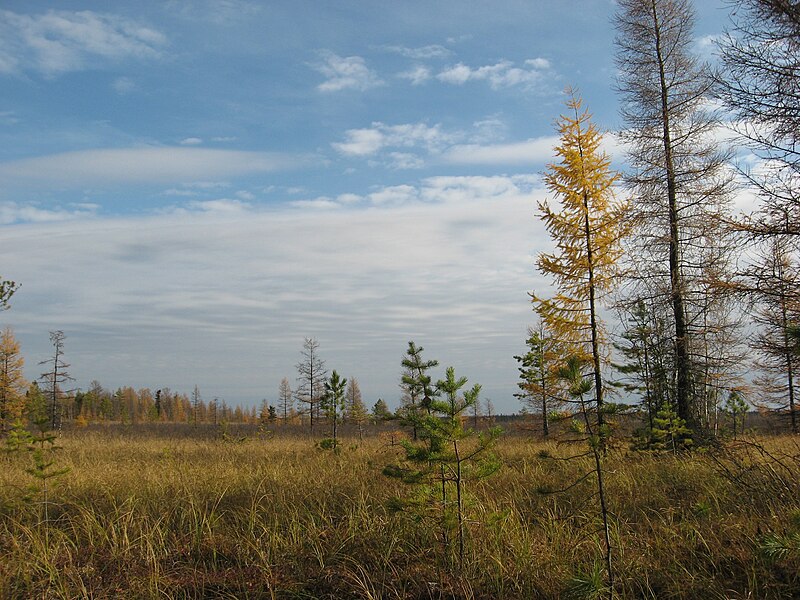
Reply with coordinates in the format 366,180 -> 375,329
2,0 -> 800,598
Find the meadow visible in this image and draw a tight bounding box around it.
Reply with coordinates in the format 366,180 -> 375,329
1,424 -> 799,599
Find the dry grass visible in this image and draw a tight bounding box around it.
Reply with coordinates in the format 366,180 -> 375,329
1,428 -> 798,599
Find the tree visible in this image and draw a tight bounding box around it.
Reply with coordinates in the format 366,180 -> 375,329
295,338 -> 327,433
556,355 -> 615,597
614,0 -> 734,426
399,341 -> 439,440
749,239 -> 800,432
533,90 -> 628,445
345,377 -> 368,440
38,330 -> 74,430
278,377 -> 293,425
0,277 -> 18,311
0,327 -> 27,434
514,320 -> 561,436
321,370 -> 347,448
192,385 -> 202,426
716,0 -> 800,242
725,390 -> 749,438
384,364 -> 499,569
372,398 -> 392,421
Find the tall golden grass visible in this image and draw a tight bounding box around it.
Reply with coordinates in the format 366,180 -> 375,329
1,428 -> 798,598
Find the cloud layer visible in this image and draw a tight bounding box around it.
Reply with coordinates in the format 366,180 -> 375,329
0,147 -> 303,187
2,176 -> 549,411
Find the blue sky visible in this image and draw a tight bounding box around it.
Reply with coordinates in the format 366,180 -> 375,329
0,1 -> 732,413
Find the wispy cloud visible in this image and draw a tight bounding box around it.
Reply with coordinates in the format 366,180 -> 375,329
112,76 -> 136,94
166,0 -> 262,25
397,65 -> 431,85
332,121 -> 458,167
0,9 -> 167,76
436,58 -> 554,91
0,147 -> 302,186
0,201 -> 99,225
314,51 -> 383,92
443,136 -> 559,165
383,44 -> 452,60
332,120 -> 560,168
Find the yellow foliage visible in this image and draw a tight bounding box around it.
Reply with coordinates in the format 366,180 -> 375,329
0,326 -> 27,431
533,91 -> 628,366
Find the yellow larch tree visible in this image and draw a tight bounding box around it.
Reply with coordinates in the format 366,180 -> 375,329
533,90 -> 628,421
532,89 -> 629,598
0,326 -> 28,433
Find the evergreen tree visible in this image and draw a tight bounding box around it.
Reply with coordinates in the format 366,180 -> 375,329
399,341 -> 439,440
514,320 -> 561,436
321,370 -> 347,448
385,363 -> 499,569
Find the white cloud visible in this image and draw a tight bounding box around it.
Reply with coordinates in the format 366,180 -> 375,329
525,57 -> 550,70
314,51 -> 382,92
383,44 -> 452,60
0,9 -> 167,76
436,58 -> 554,90
443,136 -> 559,165
179,137 -> 203,146
397,65 -> 431,85
166,0 -> 262,25
185,199 -> 250,213
367,184 -> 419,205
0,147 -> 302,186
388,152 -> 425,170
332,121 -> 457,167
437,63 -> 472,85
289,196 -> 341,210
112,76 -> 136,94
0,201 -> 98,225
332,128 -> 386,156
336,193 -> 363,204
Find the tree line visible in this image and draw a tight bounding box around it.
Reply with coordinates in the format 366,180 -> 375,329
515,0 -> 800,444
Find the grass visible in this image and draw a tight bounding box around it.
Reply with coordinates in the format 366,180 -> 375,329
1,427 -> 799,598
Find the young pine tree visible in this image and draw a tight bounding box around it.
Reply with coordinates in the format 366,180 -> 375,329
321,370 -> 347,449
385,361 -> 500,570
514,320 -> 561,437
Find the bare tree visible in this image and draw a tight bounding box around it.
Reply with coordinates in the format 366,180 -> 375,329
39,330 -> 74,430
295,338 -> 327,433
278,377 -> 293,425
614,0 -> 735,427
747,239 -> 800,432
716,0 -> 800,241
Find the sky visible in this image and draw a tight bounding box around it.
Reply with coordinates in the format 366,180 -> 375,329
0,1 -> 734,413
